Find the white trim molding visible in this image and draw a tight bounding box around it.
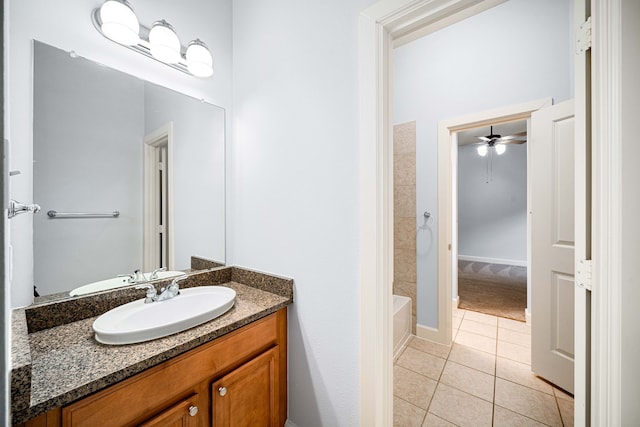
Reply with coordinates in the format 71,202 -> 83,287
591,0 -> 623,424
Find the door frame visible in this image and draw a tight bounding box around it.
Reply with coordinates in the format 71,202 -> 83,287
143,122 -> 175,271
434,98 -> 552,346
358,1 -> 510,424
358,0 -> 623,425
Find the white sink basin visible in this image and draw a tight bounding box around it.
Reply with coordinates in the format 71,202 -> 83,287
69,271 -> 185,296
93,286 -> 236,345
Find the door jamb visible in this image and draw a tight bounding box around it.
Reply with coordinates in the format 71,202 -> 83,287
143,122 -> 175,271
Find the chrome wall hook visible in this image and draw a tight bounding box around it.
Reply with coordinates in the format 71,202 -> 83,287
9,199 -> 41,219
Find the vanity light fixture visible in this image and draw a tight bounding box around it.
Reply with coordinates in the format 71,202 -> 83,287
92,0 -> 214,77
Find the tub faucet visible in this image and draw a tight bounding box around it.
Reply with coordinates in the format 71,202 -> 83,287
157,275 -> 189,302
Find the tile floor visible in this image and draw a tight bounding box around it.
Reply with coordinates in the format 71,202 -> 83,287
394,308 -> 574,426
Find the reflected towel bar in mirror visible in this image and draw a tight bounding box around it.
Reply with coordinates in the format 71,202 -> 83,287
47,210 -> 120,218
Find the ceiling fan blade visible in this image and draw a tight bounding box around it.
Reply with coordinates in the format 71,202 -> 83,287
499,134 -> 527,141
477,136 -> 491,142
499,139 -> 527,145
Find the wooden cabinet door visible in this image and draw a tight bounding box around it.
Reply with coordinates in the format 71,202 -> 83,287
139,395 -> 200,427
212,348 -> 279,427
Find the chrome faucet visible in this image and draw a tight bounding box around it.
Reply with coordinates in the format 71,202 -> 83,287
135,284 -> 158,303
133,269 -> 146,283
156,275 -> 189,302
118,269 -> 147,284
149,267 -> 167,280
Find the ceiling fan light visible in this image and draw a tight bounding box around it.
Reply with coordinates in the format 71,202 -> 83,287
477,145 -> 488,157
186,39 -> 214,77
149,20 -> 181,64
99,0 -> 140,45
495,144 -> 506,155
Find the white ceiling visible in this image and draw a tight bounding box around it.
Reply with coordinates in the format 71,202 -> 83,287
456,119 -> 527,146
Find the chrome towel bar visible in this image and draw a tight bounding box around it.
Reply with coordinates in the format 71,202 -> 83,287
47,210 -> 120,218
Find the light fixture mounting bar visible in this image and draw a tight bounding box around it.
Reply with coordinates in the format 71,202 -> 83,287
91,8 -> 192,76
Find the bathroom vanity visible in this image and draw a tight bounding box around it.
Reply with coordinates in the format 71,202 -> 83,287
11,267 -> 293,426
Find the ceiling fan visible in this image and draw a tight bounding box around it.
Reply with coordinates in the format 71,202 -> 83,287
473,125 -> 527,156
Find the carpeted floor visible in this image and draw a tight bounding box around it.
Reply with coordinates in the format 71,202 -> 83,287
458,260 -> 527,322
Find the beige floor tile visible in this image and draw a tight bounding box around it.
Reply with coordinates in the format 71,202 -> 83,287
409,336 -> 451,359
448,343 -> 496,375
453,307 -> 466,318
557,397 -> 574,426
498,327 -> 531,348
454,330 -> 497,354
497,340 -> 531,365
553,386 -> 574,401
460,319 -> 497,339
494,378 -> 563,426
397,347 -> 446,381
429,383 -> 493,427
439,361 -> 494,402
452,315 -> 462,331
394,365 -> 438,409
394,396 -> 426,427
498,317 -> 531,334
422,412 -> 456,426
493,405 -> 547,426
495,357 -> 553,395
462,311 -> 498,326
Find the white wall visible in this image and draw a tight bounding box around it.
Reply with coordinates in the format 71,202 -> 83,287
457,142 -> 527,264
231,0 -> 375,425
8,0 -> 232,307
394,0 -> 573,328
621,0 -> 640,422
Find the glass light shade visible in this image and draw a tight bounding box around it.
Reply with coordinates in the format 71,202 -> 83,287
99,0 -> 140,45
477,145 -> 488,157
495,144 -> 506,155
149,20 -> 181,64
186,40 -> 214,77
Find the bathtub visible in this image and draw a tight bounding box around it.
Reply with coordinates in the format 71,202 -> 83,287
393,295 -> 412,359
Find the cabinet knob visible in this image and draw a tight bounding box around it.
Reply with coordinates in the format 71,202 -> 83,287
218,386 -> 227,397
188,405 -> 198,417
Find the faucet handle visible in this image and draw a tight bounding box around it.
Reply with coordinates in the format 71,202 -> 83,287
149,267 -> 167,280
135,284 -> 157,303
169,275 -> 189,290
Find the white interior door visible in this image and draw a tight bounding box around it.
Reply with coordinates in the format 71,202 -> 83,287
531,99 -> 575,393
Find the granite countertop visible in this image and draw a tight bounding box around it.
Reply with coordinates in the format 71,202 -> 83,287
11,266 -> 293,425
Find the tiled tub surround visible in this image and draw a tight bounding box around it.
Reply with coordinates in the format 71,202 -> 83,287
393,121 -> 418,334
11,266 -> 293,425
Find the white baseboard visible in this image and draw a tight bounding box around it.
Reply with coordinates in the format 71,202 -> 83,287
285,420 -> 299,427
416,323 -> 448,345
452,296 -> 459,308
525,308 -> 531,325
458,255 -> 527,267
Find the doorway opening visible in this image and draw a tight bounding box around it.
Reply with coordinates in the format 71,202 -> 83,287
455,120 -> 528,323
143,123 -> 175,271
437,98 -> 551,342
